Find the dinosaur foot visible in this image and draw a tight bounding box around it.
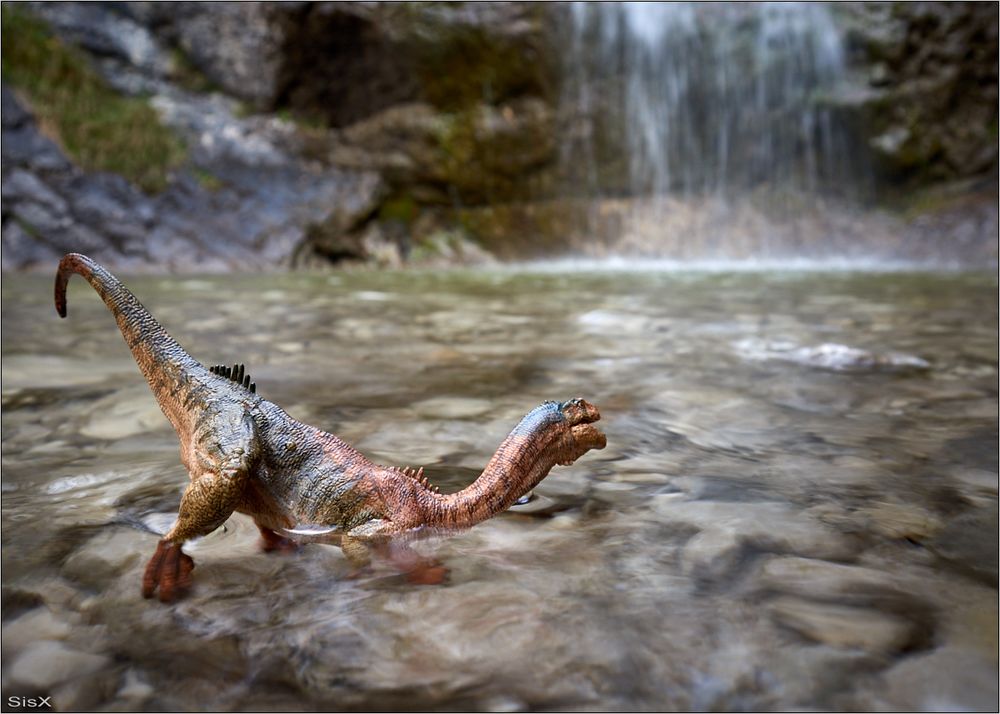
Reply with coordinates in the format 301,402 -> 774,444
257,525 -> 300,554
345,560 -> 448,585
378,541 -> 449,586
142,539 -> 194,603
404,562 -> 449,586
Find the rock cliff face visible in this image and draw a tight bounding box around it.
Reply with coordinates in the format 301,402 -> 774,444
1,2 -> 996,271
836,2 -> 998,186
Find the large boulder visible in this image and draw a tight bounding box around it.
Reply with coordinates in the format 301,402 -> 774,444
330,98 -> 556,205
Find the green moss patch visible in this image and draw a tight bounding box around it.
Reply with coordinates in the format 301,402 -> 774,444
2,5 -> 185,193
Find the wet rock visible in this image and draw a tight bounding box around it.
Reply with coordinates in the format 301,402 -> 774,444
838,2 -> 998,185
27,1 -> 172,77
757,556 -> 919,606
80,389 -> 168,440
856,500 -> 944,542
735,339 -> 930,372
927,507 -> 999,582
62,528 -> 148,589
141,513 -> 179,537
506,493 -> 564,518
765,645 -> 878,709
873,646 -> 999,711
1,89 -> 71,172
6,640 -> 111,690
2,578 -> 83,615
52,670 -> 121,713
1,218 -> 63,270
656,500 -> 856,581
332,98 -> 556,206
149,92 -> 294,169
950,467 -> 999,501
1,607 -> 73,658
412,397 -> 493,419
2,169 -> 69,216
168,3 -> 288,109
680,528 -> 744,582
769,597 -> 918,653
2,85 -> 31,128
112,670 -> 155,710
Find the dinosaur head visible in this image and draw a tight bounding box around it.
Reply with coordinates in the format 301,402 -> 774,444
427,398 -> 608,528
555,398 -> 606,465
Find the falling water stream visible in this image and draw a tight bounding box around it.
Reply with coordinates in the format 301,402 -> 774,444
2,268 -> 997,711
558,2 -> 886,260
563,2 -> 857,197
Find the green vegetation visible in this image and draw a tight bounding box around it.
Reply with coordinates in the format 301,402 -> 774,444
378,194 -> 418,225
414,19 -> 552,111
169,47 -> 218,95
191,167 -> 224,192
1,5 -> 185,193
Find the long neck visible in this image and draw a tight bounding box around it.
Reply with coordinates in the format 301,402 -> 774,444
55,253 -> 207,434
426,408 -> 566,528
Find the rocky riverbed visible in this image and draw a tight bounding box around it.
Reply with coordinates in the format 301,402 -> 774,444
2,267 -> 996,710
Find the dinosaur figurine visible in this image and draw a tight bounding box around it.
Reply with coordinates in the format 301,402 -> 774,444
55,253 -> 606,602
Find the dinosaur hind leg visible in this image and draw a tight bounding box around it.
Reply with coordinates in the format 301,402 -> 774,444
342,536 -> 449,585
256,523 -> 300,554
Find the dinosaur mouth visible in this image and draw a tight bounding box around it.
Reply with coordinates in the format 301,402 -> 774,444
570,422 -> 607,450
561,398 -> 606,451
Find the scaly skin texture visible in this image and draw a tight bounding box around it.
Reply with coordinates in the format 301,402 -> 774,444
55,254 -> 607,602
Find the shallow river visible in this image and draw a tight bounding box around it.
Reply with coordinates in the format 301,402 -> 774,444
2,267 -> 997,711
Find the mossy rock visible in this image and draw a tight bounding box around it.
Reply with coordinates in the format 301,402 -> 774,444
1,5 -> 185,194
412,11 -> 555,111
444,199 -> 599,259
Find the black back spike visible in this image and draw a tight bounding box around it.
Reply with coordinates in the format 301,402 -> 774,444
209,360 -> 258,394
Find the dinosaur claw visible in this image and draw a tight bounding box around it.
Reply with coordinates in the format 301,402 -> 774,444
142,540 -> 194,603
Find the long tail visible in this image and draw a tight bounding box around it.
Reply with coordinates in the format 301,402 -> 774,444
55,253 -> 205,429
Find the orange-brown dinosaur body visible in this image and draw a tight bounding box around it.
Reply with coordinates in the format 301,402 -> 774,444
55,254 -> 606,602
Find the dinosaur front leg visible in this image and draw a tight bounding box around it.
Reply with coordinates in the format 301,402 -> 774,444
142,540 -> 194,602
143,465 -> 249,602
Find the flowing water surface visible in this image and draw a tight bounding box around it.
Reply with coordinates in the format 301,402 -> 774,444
2,268 -> 997,711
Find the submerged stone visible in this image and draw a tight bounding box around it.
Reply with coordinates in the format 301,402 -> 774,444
757,556 -> 921,606
1,607 -> 73,658
874,646 -> 999,712
62,528 -> 148,588
768,597 -> 918,653
735,339 -> 931,373
7,641 -> 110,690
657,499 -> 857,582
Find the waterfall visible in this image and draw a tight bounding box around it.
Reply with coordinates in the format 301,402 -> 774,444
560,2 -> 867,210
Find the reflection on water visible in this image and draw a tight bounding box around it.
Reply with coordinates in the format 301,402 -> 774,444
2,268 -> 997,711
